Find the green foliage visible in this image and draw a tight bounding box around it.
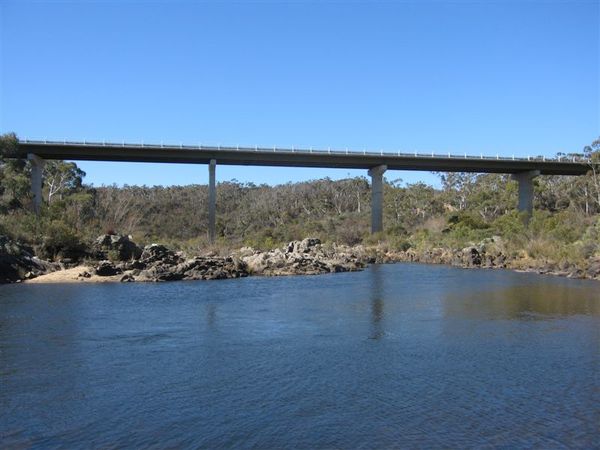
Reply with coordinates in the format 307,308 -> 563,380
43,160 -> 86,204
0,133 -> 30,212
491,211 -> 526,237
40,220 -> 87,260
447,211 -> 490,230
0,133 -> 19,157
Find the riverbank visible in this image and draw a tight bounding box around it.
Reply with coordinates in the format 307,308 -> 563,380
3,233 -> 599,284
23,237 -> 365,284
17,235 -> 600,284
364,236 -> 600,281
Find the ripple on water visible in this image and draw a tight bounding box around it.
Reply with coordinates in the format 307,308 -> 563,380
0,264 -> 598,448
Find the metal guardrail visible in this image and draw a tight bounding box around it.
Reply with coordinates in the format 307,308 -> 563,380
19,139 -> 590,164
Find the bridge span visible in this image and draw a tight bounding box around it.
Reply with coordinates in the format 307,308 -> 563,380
18,140 -> 591,241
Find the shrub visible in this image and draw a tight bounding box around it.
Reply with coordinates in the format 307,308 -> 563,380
447,211 -> 490,230
40,221 -> 87,261
491,212 -> 526,238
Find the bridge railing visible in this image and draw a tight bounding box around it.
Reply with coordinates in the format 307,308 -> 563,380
18,139 -> 590,163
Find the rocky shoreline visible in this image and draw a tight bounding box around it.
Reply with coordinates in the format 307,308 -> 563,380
2,234 -> 599,284
372,241 -> 600,281
14,235 -> 366,284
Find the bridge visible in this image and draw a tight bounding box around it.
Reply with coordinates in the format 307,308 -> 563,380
18,139 -> 590,242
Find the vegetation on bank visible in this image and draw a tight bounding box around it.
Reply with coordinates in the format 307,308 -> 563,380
1,132 -> 599,272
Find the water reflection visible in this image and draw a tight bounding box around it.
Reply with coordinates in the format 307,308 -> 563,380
444,281 -> 600,320
205,303 -> 217,329
369,265 -> 385,340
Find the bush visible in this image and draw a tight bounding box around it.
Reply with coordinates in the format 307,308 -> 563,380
491,212 -> 526,238
40,221 -> 87,261
447,212 -> 490,230
392,238 -> 412,252
336,216 -> 367,246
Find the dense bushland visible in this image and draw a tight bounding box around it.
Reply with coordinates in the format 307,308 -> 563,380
1,132 -> 599,267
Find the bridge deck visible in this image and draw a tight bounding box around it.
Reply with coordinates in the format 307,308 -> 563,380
17,140 -> 590,175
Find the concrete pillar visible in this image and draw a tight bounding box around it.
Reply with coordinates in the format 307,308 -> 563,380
28,154 -> 45,215
368,165 -> 387,234
511,170 -> 540,222
208,159 -> 216,243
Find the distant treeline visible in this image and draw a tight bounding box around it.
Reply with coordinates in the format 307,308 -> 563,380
1,132 -> 599,264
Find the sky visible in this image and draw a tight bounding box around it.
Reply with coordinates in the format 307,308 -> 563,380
1,0 -> 598,187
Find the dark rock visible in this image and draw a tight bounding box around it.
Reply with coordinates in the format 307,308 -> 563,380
117,260 -> 147,271
95,260 -> 122,276
137,264 -> 184,282
120,274 -> 135,282
140,244 -> 182,265
461,247 -> 482,267
93,234 -> 142,261
0,235 -> 58,283
586,260 -> 600,278
205,270 -> 228,280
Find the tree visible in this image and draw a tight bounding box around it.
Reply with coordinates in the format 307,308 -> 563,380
0,133 -> 19,157
44,161 -> 86,203
583,137 -> 600,210
438,172 -> 478,210
0,133 -> 30,211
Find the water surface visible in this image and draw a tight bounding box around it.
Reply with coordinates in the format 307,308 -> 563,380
1,264 -> 599,448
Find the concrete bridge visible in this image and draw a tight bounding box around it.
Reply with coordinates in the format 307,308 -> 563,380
18,140 -> 590,241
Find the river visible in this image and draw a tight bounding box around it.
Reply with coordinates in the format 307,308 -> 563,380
1,263 -> 599,448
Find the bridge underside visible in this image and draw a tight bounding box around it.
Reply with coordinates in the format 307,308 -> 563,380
19,141 -> 589,241
17,142 -> 588,176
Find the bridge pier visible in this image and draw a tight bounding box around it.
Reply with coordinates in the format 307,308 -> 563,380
368,165 -> 387,233
511,170 -> 540,222
28,154 -> 45,215
208,159 -> 216,243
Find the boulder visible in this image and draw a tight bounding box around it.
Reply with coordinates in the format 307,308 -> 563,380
135,255 -> 248,282
586,259 -> 600,279
95,260 -> 122,277
461,246 -> 482,267
140,244 -> 182,265
0,235 -> 58,283
120,274 -> 135,282
136,264 -> 184,282
241,238 -> 364,276
286,238 -> 321,254
93,234 -> 142,261
243,252 -> 269,274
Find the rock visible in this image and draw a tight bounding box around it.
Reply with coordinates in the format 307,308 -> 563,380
133,254 -> 249,282
243,252 -> 269,274
78,271 -> 92,278
237,246 -> 255,257
137,264 -> 184,282
140,244 -> 182,265
120,274 -> 135,282
95,260 -> 122,276
286,237 -> 321,254
0,235 -> 58,283
240,239 -> 364,277
118,260 -> 146,271
586,259 -> 600,278
461,246 -> 482,267
93,234 -> 142,261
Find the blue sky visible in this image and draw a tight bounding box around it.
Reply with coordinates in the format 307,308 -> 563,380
1,0 -> 598,187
